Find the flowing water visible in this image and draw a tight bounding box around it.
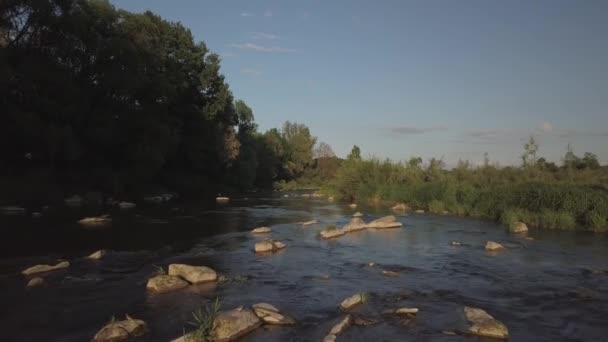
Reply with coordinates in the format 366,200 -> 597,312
1,193 -> 607,342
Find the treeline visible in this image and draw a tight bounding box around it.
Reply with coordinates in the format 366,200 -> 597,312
0,0 -> 322,202
324,140 -> 608,232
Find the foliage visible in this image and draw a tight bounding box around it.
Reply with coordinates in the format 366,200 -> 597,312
187,297 -> 221,342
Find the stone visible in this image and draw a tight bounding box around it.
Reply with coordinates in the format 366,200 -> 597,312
349,203 -> 357,209
22,261 -> 70,275
32,212 -> 42,218
146,274 -> 189,293
367,215 -> 402,229
342,217 -> 367,232
302,220 -> 319,226
93,317 -> 147,342
324,315 -> 352,342
65,195 -> 84,206
415,209 -> 425,214
328,196 -> 335,201
395,307 -> 419,315
251,227 -> 271,234
216,197 -> 230,204
27,277 -> 46,288
118,202 -> 136,209
0,206 -> 26,214
212,307 -> 262,342
508,221 -> 528,233
340,293 -> 365,311
464,306 -> 509,339
485,241 -> 505,251
353,212 -> 363,217
450,241 -> 462,246
442,210 -> 450,215
353,316 -> 379,326
78,216 -> 112,226
168,264 -> 217,284
273,241 -> 287,250
87,250 -> 107,260
252,303 -> 295,325
254,240 -> 274,253
382,270 -> 400,277
391,203 -> 409,211
320,229 -> 346,239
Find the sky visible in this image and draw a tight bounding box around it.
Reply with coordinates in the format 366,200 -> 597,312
110,0 -> 608,166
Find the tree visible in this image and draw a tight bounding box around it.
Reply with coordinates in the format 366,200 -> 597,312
281,121 -> 316,179
347,145 -> 361,161
582,152 -> 600,170
314,142 -> 335,159
522,136 -> 539,168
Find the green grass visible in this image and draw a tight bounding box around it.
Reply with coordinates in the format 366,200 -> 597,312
186,297 -> 221,342
359,292 -> 369,303
428,200 -> 445,214
324,224 -> 338,231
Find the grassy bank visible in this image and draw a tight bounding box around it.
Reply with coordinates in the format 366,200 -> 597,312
323,157 -> 608,232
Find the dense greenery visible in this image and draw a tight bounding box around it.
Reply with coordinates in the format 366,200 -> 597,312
0,0 -> 320,202
325,142 -> 608,232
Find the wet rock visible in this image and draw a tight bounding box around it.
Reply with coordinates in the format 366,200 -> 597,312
251,227 -> 271,234
273,241 -> 287,250
450,241 -> 462,246
168,264 -> 217,284
368,262 -> 376,267
395,307 -> 419,315
328,196 -> 335,202
216,197 -> 230,204
508,221 -> 528,233
65,195 -> 84,206
442,210 -> 450,215
349,203 -> 357,209
212,307 -> 262,342
22,261 -> 70,275
485,241 -> 505,251
367,215 -> 402,229
252,303 -> 296,325
302,220 -> 319,226
1,206 -> 26,215
464,306 -> 509,339
415,209 -> 425,214
391,203 -> 409,211
78,216 -> 111,226
254,240 -> 286,253
93,316 -> 147,342
26,277 -> 46,288
320,229 -> 346,239
32,212 -> 42,218
118,202 -> 136,209
342,217 -> 367,232
146,274 -> 189,293
324,315 -> 352,342
382,270 -> 400,277
353,212 -> 363,217
442,330 -> 458,336
87,250 -> 107,260
340,293 -> 366,311
352,315 -> 379,326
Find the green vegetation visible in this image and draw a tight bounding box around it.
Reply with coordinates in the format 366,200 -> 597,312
186,297 -> 221,342
324,224 -> 338,231
324,139 -> 608,232
359,292 -> 369,303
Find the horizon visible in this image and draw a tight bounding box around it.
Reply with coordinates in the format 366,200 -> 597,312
110,0 -> 608,166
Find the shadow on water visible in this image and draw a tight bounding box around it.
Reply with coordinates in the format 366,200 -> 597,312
1,192 -> 608,341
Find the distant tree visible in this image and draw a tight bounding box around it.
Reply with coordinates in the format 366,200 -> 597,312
407,157 -> 423,169
582,152 -> 600,170
281,121 -> 316,179
522,136 -> 539,168
314,142 -> 335,159
347,145 -> 361,161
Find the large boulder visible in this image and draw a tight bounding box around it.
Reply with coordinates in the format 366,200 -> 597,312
252,303 -> 295,325
342,218 -> 367,232
508,222 -> 528,233
340,293 -> 366,311
485,241 -> 505,251
168,264 -> 217,284
367,215 -> 402,229
212,307 -> 262,341
464,306 -> 509,339
323,315 -> 352,342
320,229 -> 346,239
22,261 -> 70,276
251,227 -> 271,234
93,316 -> 147,342
146,274 -> 189,293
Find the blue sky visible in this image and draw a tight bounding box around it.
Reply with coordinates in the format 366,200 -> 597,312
110,0 -> 608,166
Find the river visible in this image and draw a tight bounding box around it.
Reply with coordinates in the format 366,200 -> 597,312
1,192 -> 607,341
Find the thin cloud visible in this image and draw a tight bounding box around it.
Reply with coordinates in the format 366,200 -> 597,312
230,42 -> 296,53
241,68 -> 262,76
240,12 -> 254,17
264,10 -> 273,17
252,32 -> 279,40
385,125 -> 448,136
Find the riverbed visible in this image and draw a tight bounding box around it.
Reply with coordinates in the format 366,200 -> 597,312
1,193 -> 607,341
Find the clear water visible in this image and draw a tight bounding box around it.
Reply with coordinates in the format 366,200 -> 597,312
1,193 -> 607,341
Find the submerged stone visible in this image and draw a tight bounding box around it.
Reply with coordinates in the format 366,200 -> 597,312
212,307 -> 261,342
146,274 -> 189,293
22,261 -> 70,276
464,306 -> 509,339
93,316 -> 147,342
485,241 -> 505,251
367,215 -> 402,229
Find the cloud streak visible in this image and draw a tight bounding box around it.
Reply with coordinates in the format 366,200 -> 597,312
385,125 -> 448,136
230,42 -> 296,53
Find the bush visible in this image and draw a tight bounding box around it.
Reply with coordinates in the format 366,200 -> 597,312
428,200 -> 445,214
538,209 -> 577,230
585,209 -> 607,232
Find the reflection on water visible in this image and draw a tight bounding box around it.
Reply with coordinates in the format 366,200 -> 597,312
1,193 -> 607,341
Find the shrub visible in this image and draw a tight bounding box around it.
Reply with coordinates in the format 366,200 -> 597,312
585,209 -> 607,232
428,200 -> 445,214
538,209 -> 576,230
187,297 -> 221,342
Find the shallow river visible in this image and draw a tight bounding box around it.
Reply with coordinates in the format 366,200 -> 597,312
1,193 -> 607,342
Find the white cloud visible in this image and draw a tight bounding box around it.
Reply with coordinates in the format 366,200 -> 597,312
230,42 -> 296,53
252,32 -> 279,40
241,68 -> 262,76
540,121 -> 553,133
264,10 -> 273,17
240,12 -> 254,17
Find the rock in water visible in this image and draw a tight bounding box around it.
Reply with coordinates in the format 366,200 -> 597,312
273,241 -> 287,249
216,197 -> 230,204
324,315 -> 352,342
367,215 -> 402,229
146,274 -> 189,293
391,203 -> 409,211
342,217 -> 367,232
212,307 -> 262,341
168,264 -> 217,284
320,229 -> 346,239
302,220 -> 319,226
485,241 -> 505,251
508,221 -> 528,233
353,212 -> 363,217
251,227 -> 272,234
0,206 -> 26,215
22,261 -> 70,275
93,317 -> 147,342
349,203 -> 357,209
252,303 -> 296,325
118,201 -> 136,209
464,306 -> 509,339
395,307 -> 419,315
340,293 -> 365,311
254,240 -> 286,253
415,209 -> 425,214
26,277 -> 46,288
64,195 -> 83,206
87,250 -> 107,260
78,216 -> 112,226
